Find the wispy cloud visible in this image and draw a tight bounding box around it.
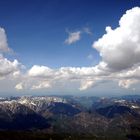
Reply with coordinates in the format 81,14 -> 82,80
83,27 -> 93,35
87,54 -> 93,60
0,27 -> 11,53
65,31 -> 81,45
64,27 -> 92,45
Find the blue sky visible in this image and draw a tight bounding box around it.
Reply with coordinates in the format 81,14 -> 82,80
0,0 -> 140,96
0,0 -> 139,68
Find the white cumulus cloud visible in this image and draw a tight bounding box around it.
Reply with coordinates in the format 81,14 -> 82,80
31,80 -> 51,90
0,54 -> 21,78
79,80 -> 95,91
28,65 -> 53,77
15,82 -> 24,90
93,7 -> 140,71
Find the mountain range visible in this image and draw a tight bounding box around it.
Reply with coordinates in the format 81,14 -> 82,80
0,95 -> 140,139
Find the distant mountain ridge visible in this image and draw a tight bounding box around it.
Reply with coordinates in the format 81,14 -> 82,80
0,95 -> 139,139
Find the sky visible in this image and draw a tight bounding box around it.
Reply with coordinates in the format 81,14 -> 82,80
0,0 -> 140,96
